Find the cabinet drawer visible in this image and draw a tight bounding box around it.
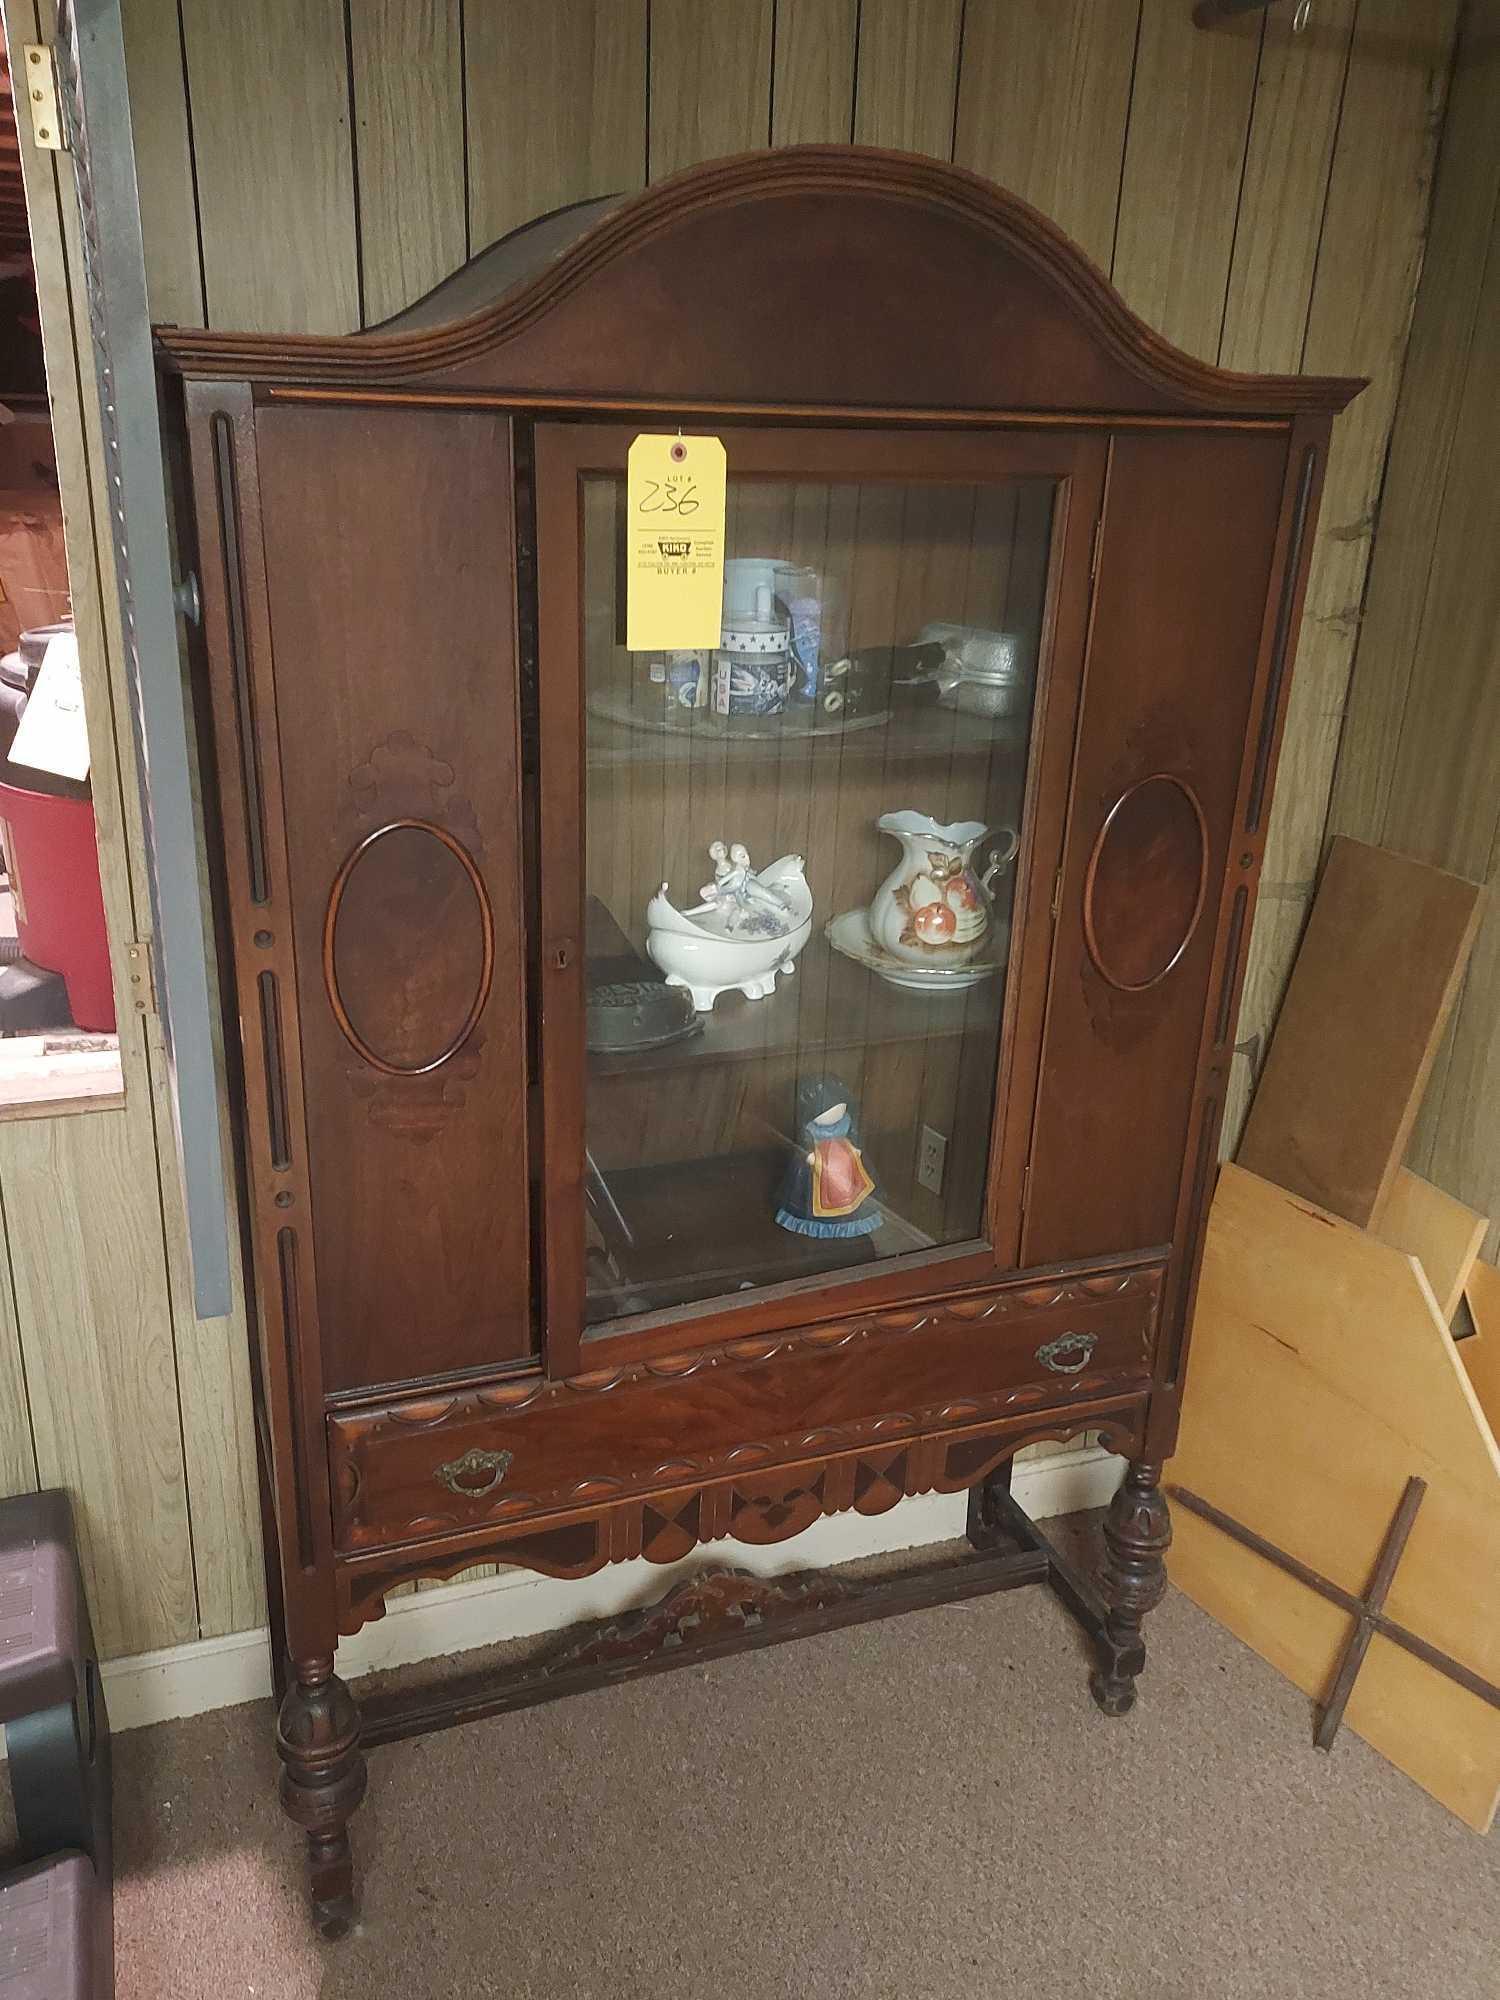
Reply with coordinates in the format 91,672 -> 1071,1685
327,1262 -> 1162,1553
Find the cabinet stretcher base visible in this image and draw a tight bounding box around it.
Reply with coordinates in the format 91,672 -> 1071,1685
357,1479 -> 1130,1752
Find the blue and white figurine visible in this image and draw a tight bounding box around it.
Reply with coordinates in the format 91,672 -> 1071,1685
775,1073 -> 882,1240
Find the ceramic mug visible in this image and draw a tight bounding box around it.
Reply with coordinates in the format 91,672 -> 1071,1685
713,650 -> 793,718
722,557 -> 783,627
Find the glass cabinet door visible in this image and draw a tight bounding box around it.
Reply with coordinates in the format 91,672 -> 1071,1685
536,429 -> 1096,1338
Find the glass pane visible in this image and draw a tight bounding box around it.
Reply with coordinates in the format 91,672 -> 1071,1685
581,470 -> 1055,1327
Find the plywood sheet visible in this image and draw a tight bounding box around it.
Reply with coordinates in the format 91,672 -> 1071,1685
1238,837 -> 1482,1227
770,0 -> 856,146
350,0 -> 466,322
852,0 -> 963,157
1171,1165 -> 1500,1832
1460,1260 -> 1500,1435
1375,1169 -> 1488,1325
1221,888 -> 1310,1156
1424,846 -> 1500,1250
466,0 -> 647,249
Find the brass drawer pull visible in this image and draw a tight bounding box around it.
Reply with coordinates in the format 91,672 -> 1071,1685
1037,1332 -> 1097,1375
435,1446 -> 513,1497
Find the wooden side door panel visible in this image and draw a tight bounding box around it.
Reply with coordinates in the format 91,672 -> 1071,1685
251,404 -> 534,1391
1022,428 -> 1289,1265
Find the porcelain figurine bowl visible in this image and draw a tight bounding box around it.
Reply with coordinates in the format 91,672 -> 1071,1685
646,853 -> 813,1010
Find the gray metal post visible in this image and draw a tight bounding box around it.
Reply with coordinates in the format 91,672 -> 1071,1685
52,0 -> 232,1317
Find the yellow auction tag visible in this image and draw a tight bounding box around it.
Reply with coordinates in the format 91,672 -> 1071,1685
625,433 -> 727,652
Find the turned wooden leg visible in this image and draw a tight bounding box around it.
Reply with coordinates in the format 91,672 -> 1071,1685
1090,1459 -> 1171,1716
276,1658 -> 367,1937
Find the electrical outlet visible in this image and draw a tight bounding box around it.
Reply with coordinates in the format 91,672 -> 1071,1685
917,1124 -> 947,1196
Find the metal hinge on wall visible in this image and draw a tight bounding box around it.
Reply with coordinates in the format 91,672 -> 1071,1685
125,939 -> 157,1016
21,45 -> 67,152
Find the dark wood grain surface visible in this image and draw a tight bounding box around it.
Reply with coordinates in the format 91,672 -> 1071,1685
253,405 -> 534,1390
1021,427 -> 1290,1267
327,1260 -> 1162,1555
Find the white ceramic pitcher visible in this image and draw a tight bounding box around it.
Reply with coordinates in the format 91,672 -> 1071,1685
867,811 -> 1020,967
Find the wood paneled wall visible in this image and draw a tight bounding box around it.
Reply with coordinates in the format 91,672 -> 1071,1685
1329,0 -> 1500,1258
0,0 -> 1460,1662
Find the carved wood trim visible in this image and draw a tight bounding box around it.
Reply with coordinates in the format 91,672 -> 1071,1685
157,149 -> 1361,416
322,818 -> 496,1078
333,1363 -> 1144,1545
357,1542 -> 1077,1750
210,410 -> 269,904
343,1263 -> 1161,1430
544,1565 -> 858,1674
332,1401 -> 1147,1633
327,1263 -> 1159,1547
1245,443 -> 1320,831
327,732 -> 497,1131
184,382 -> 341,1652
1082,775 -> 1210,993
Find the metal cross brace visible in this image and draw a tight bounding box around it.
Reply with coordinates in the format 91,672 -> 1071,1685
1167,1477 -> 1500,1749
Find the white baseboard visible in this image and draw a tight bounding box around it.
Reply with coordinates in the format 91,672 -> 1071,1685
45,1444 -> 1123,1740
97,1624 -> 276,1735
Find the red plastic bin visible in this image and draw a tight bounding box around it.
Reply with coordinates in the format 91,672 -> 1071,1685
0,773 -> 116,1032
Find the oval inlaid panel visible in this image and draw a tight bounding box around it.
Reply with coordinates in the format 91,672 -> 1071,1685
1083,775 -> 1208,992
323,819 -> 494,1075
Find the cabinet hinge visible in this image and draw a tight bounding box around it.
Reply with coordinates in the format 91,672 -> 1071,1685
1020,1161 -> 1032,1220
22,45 -> 66,152
125,938 -> 157,1016
1050,867 -> 1064,923
1089,514 -> 1103,582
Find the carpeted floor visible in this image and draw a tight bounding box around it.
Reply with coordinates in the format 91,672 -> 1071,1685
46,1529 -> 1500,1997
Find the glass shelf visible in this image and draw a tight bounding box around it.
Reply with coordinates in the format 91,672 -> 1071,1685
585,692 -> 1031,770
586,900 -> 1003,1075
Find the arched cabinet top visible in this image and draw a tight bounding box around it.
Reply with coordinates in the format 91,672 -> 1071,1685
157,147 -> 1363,420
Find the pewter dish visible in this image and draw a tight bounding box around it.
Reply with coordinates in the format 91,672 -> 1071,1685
915,622 -> 1029,716
586,979 -> 702,1054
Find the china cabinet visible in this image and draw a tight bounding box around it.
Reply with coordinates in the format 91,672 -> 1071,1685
156,148 -> 1360,1934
